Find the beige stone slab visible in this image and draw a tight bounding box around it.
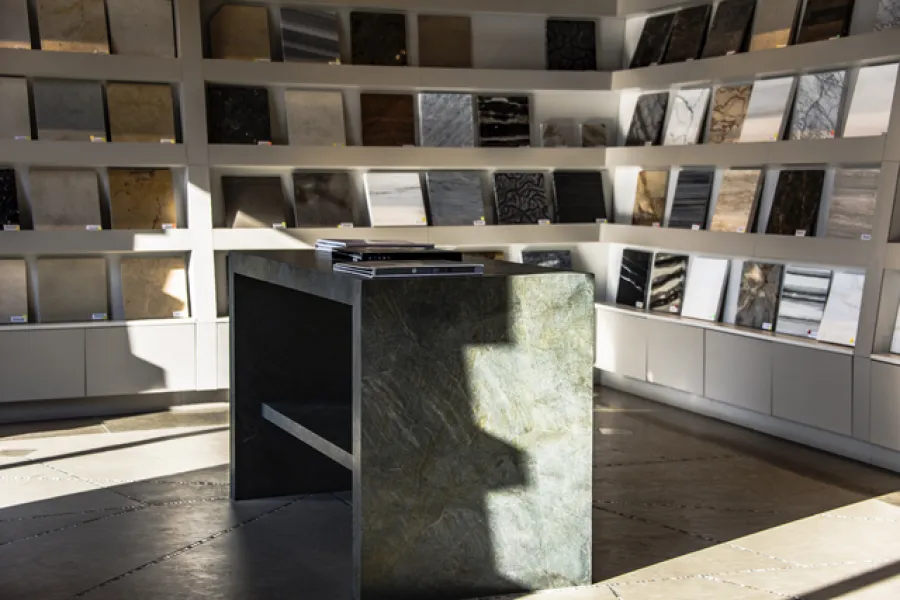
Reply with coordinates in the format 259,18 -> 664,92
37,258 -> 108,323
106,0 -> 176,58
108,169 -> 176,230
0,77 -> 31,139
120,256 -> 188,320
708,85 -> 752,144
0,0 -> 31,49
36,0 -> 110,53
209,5 -> 270,61
0,259 -> 28,323
29,169 -> 102,229
106,83 -> 177,143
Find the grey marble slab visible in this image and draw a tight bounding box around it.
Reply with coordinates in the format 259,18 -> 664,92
630,12 -> 676,68
292,172 -> 354,227
418,93 -> 475,148
365,172 -> 427,227
477,96 -> 530,148
0,259 -> 27,323
663,88 -> 710,146
710,169 -> 762,232
522,250 -> 572,269
817,272 -> 865,346
749,0 -> 801,51
541,119 -> 579,147
875,0 -> 900,30
36,0 -> 109,53
0,77 -> 30,139
285,90 -> 346,146
281,8 -> 341,64
33,79 -> 106,141
701,0 -> 756,58
424,171 -> 485,226
493,172 -> 553,224
827,168 -> 879,240
29,169 -> 102,229
222,176 -> 290,228
0,0 -> 31,49
843,63 -> 898,138
37,258 -> 108,323
736,262 -> 783,331
776,266 -> 831,338
107,0 -> 175,58
789,70 -> 847,140
668,169 -> 714,229
740,76 -> 794,143
681,257 -> 729,322
626,92 -> 668,146
649,253 -> 688,314
616,249 -> 651,308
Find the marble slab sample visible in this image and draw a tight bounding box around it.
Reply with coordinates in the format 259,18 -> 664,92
209,4 -> 270,61
206,85 -> 271,145
668,169 -> 714,229
626,92 -> 669,146
617,249 -> 652,308
109,169 -> 176,230
0,260 -> 28,323
649,253 -> 688,314
766,169 -> 825,235
541,119 -> 579,147
361,93 -> 415,147
285,90 -> 346,146
471,13 -> 546,69
29,169 -> 102,229
546,19 -> 597,71
708,84 -> 752,144
0,77 -> 30,139
826,168 -> 879,239
424,171 -> 485,226
735,262 -> 783,331
522,250 -> 573,269
630,12 -> 676,68
776,266 -> 831,338
843,63 -> 899,138
120,257 -> 189,320
796,0 -> 854,44
364,172 -> 427,227
701,0 -> 756,58
350,11 -> 407,66
477,96 -> 530,148
418,15 -> 471,68
37,0 -> 109,53
281,8 -> 341,64
33,79 -> 106,141
493,172 -> 554,224
681,257 -> 729,322
710,169 -> 762,232
37,258 -> 108,323
875,0 -> 900,30
749,0 -> 801,51
582,120 -> 608,147
739,77 -> 794,143
418,93 -> 475,148
107,0 -> 175,57
292,171 -> 355,227
553,171 -> 606,223
817,272 -> 865,346
222,176 -> 289,228
663,5 -> 712,63
0,0 -> 31,49
106,83 -> 176,143
0,169 -> 20,228
789,70 -> 847,140
632,170 -> 668,226
664,88 -> 710,146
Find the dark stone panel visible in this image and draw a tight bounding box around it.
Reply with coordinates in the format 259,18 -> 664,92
293,172 -> 355,227
616,249 -> 652,308
281,8 -> 341,64
630,12 -> 675,68
553,171 -> 606,223
206,85 -> 271,145
626,92 -> 668,146
222,176 -> 291,228
701,0 -> 756,58
418,15 -> 472,68
477,96 -> 531,147
663,5 -> 712,63
522,250 -> 573,269
425,171 -> 485,226
546,19 -> 597,71
796,0 -> 855,44
350,11 -> 407,66
736,262 -> 784,331
766,169 -> 826,235
493,172 -> 554,224
360,93 -> 415,147
0,169 -> 20,228
668,169 -> 714,230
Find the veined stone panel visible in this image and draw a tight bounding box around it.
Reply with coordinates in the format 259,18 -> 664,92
120,256 -> 189,320
281,7 -> 341,64
109,169 -> 177,230
292,171 -> 355,227
424,171 -> 485,226
365,172 -> 427,227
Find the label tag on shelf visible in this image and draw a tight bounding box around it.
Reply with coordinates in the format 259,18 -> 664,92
91,313 -> 108,321
669,306 -> 679,313
795,230 -> 807,237
161,223 -> 176,230
13,135 -> 30,141
419,217 -> 427,224
3,224 -> 20,231
652,222 -> 661,228
850,337 -> 855,345
762,322 -> 773,331
338,223 -> 353,228
173,310 -> 188,318
736,226 -> 746,233
726,50 -> 736,56
473,219 -> 486,226
85,224 -> 102,231
807,330 -> 816,339
90,136 -> 106,143
635,301 -> 644,309
644,141 -> 653,146
538,219 -> 551,225
272,222 -> 287,230
257,141 -> 272,146
596,218 -> 608,224
861,234 -> 872,241
10,315 -> 26,324
160,138 -> 176,144
691,224 -> 701,230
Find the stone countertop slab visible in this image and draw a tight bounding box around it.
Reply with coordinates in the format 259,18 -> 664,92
708,84 -> 751,144
350,11 -> 407,66
649,253 -> 688,314
796,0 -> 855,44
37,0 -> 109,53
418,14 -> 471,68
617,248 -> 651,308
120,256 -> 189,320
766,169 -> 825,236
477,96 -> 531,148
108,168 -> 177,230
292,171 -> 355,227
668,169 -> 714,230
37,258 -> 108,323
281,7 -> 341,64
826,168 -> 878,239
364,171 -> 427,226
546,19 -> 597,71
210,4 -> 270,61
710,169 -> 762,233
33,79 -> 106,142
553,171 -> 606,224
0,0 -> 31,49
663,5 -> 711,64
627,92 -> 668,146
222,176 -> 290,228
632,170 -> 668,226
106,83 -> 177,143
701,0 -> 756,58
0,169 -> 20,227
424,171 -> 485,226
0,77 -> 31,140
418,93 -> 475,148
493,172 -> 553,224
0,259 -> 28,323
29,169 -> 102,229
630,12 -> 675,68
107,0 -> 175,57
360,93 -> 415,147
749,0 -> 801,51
736,262 -> 783,331
285,90 -> 346,146
206,85 -> 271,145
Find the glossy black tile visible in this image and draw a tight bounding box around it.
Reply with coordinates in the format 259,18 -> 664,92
553,171 -> 606,223
0,169 -> 20,228
493,172 -> 553,224
292,172 -> 355,227
477,96 -> 530,148
796,0 -> 855,44
766,169 -> 825,236
626,92 -> 668,146
630,12 -> 676,68
546,19 -> 597,70
350,11 -> 407,66
617,249 -> 652,308
701,0 -> 756,58
663,5 -> 712,63
668,169 -> 714,230
206,85 -> 271,145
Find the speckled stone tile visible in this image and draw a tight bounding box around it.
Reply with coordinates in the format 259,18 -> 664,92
350,11 -> 407,66
209,4 -> 270,61
668,169 -> 713,229
206,85 -> 271,145
281,7 -> 340,64
649,253 -> 688,314
766,169 -> 825,236
626,92 -> 668,146
222,176 -> 289,228
617,249 -> 651,308
33,79 -> 106,142
36,0 -> 109,53
106,83 -> 176,143
736,262 -> 783,331
663,88 -> 710,146
817,271 -> 865,346
364,172 -> 427,226
361,93 -> 414,147
739,76 -> 794,143
493,172 -> 553,224
107,0 -> 175,58
553,171 -> 606,223
0,169 -> 20,228
37,258 -> 108,323
542,119 -> 579,147
701,0 -> 755,58
796,0 -> 854,44
477,96 -> 530,147
776,266 -> 831,339
789,70 -> 846,140
424,171 -> 485,226
749,0 -> 801,51
418,15 -> 471,68
826,168 -> 878,239
707,84 -> 751,144
120,257 -> 188,320
632,170 -> 668,226
663,5 -> 711,63
292,171 -> 355,227
0,77 -> 30,139
843,63 -> 898,138
108,169 -> 176,230
418,93 -> 475,148
710,169 -> 762,232
875,0 -> 900,30
547,19 -> 597,71
522,250 -> 573,269
0,259 -> 27,323
0,0 -> 31,49
285,90 -> 346,146
630,12 -> 675,68
29,169 -> 102,229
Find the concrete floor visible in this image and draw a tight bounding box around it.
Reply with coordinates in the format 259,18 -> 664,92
1,389 -> 900,599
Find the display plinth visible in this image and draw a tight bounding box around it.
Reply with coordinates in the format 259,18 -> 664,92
229,250 -> 593,600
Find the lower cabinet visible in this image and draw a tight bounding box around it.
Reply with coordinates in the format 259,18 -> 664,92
217,322 -> 230,389
595,309 -> 647,381
871,361 -> 900,451
646,320 -> 703,395
0,329 -> 86,402
771,344 -> 852,436
705,331 -> 772,415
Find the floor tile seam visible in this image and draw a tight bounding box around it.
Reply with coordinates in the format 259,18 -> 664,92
592,504 -> 721,544
39,462 -> 147,506
818,513 -> 900,523
0,474 -> 229,486
592,499 -> 784,515
595,454 -> 736,468
699,574 -> 799,599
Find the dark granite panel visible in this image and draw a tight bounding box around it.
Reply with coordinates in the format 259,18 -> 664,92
418,15 -> 472,68
522,250 -> 573,269
796,0 -> 855,44
617,249 -> 652,308
206,85 -> 271,145
292,172 -> 355,227
663,5 -> 712,63
736,262 -> 783,331
223,176 -> 290,228
0,169 -> 20,228
425,171 -> 485,226
477,96 -> 531,148
633,170 -> 668,226
626,92 -> 668,146
493,172 -> 554,224
630,12 -> 676,68
701,0 -> 756,58
668,169 -> 714,229
546,19 -> 597,71
649,253 -> 688,314
360,93 -> 415,147
553,171 -> 606,223
766,169 -> 825,236
281,8 -> 341,64
350,11 -> 407,66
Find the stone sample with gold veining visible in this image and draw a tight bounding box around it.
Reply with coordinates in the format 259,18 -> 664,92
749,0 -> 801,51
710,169 -> 762,232
0,77 -> 31,140
37,258 -> 108,323
109,169 -> 177,229
418,15 -> 471,68
632,170 -> 668,226
37,0 -> 109,53
210,4 -> 270,61
106,83 -> 177,143
121,256 -> 189,320
0,259 -> 28,324
351,11 -> 407,66
107,0 -> 175,57
736,262 -> 783,331
33,79 -> 106,141
29,169 -> 102,229
0,0 -> 31,49
766,169 -> 825,236
708,84 -> 751,144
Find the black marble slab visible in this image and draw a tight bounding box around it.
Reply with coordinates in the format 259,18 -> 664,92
668,169 -> 714,229
360,93 -> 415,147
766,169 -> 825,236
223,176 -> 290,228
293,172 -> 355,227
493,172 -> 554,224
630,12 -> 676,68
736,262 -> 783,331
207,85 -> 271,145
478,96 -> 531,148
0,169 -> 20,228
701,0 -> 756,58
546,19 -> 597,71
522,250 -> 573,270
649,253 -> 688,314
626,92 -> 668,146
350,11 -> 407,66
553,171 -> 606,223
617,249 -> 652,308
281,8 -> 341,64
796,0 -> 855,44
663,5 -> 712,63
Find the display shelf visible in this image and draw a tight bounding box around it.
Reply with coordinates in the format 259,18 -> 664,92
871,353 -> 900,366
0,230 -> 194,256
212,227 -> 430,251
0,141 -> 187,168
428,223 -> 601,246
885,244 -> 900,270
0,318 -> 196,333
273,0 -> 617,17
614,0 -> 687,16
0,49 -> 183,83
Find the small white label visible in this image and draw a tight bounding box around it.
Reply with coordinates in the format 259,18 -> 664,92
160,138 -> 176,144
338,222 -> 354,229
691,224 -> 701,231
257,141 -> 272,146
649,62 -> 658,66
652,222 -> 661,228
861,234 -> 872,241
538,219 -> 551,225
762,322 -> 773,331
795,230 -> 807,237
3,224 -> 20,231
161,223 -> 176,230
635,301 -> 644,309
644,141 -> 654,146
736,226 -> 746,233
13,135 -> 30,141
173,310 -> 188,318
807,331 -> 817,339
726,50 -> 736,55
91,313 -> 108,321
10,315 -> 26,324
686,57 -> 694,62
669,306 -> 679,313
254,58 -> 271,62
85,224 -> 102,231
90,136 -> 106,143
272,222 -> 287,230
473,219 -> 486,226
596,218 -> 608,224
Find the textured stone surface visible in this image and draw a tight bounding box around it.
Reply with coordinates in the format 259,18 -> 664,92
649,253 -> 688,314
710,169 -> 762,232
817,272 -> 865,346
37,0 -> 109,53
350,11 -> 407,66
107,0 -> 175,58
739,76 -> 794,143
626,92 -> 668,146
107,83 -> 176,143
37,258 -> 108,323
736,262 -> 783,331
663,88 -> 709,146
749,0 -> 801,51
424,171 -> 485,226
875,0 -> 900,30
582,120 -> 608,147
418,93 -> 475,148
109,169 -> 176,230
766,169 -> 825,236
493,172 -> 553,224
681,257 -> 729,322
477,96 -> 530,147
0,77 -> 30,139
553,171 -> 606,223
789,70 -> 846,140
0,0 -> 31,49
292,171 -> 354,227
668,169 -> 713,229
522,250 -> 573,269
546,19 -> 597,71
826,168 -> 878,239
222,176 -> 289,228
796,0 -> 854,44
33,79 -> 106,141
708,84 -> 751,144
663,5 -> 711,63
0,259 -> 27,323
206,85 -> 271,145
541,119 -> 579,147
418,15 -> 471,68
30,169 -> 102,229
360,93 -> 415,147
281,8 -> 340,64
0,169 -> 20,227
285,90 -> 346,146
701,0 -> 756,58
776,266 -> 831,339
472,14 -> 545,69
120,257 -> 189,320
843,63 -> 898,138
209,5 -> 270,61
630,12 -> 675,68
364,172 -> 427,226
632,170 -> 668,226
617,249 -> 651,307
